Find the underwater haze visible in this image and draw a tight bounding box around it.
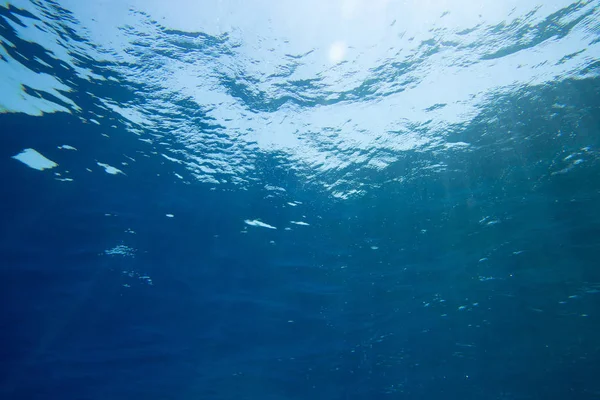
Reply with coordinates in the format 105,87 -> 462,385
1,0 -> 600,399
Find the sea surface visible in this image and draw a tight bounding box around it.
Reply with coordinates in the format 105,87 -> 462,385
1,0 -> 600,399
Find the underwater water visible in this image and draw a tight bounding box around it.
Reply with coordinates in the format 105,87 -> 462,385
1,0 -> 600,399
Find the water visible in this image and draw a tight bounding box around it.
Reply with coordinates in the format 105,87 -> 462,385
1,0 -> 599,399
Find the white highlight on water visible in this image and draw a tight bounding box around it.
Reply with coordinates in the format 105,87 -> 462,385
244,219 -> 277,229
12,148 -> 58,171
291,221 -> 310,226
97,162 -> 124,175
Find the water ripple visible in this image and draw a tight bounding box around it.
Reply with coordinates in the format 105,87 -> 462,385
1,0 -> 599,197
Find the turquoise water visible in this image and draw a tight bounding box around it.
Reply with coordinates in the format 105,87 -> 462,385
1,0 -> 600,399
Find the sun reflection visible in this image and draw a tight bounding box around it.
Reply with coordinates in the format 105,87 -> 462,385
328,41 -> 347,64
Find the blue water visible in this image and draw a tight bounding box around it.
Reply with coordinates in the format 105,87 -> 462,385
1,0 -> 600,399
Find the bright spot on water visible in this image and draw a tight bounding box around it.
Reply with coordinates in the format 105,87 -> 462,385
166,214 -> 174,218
328,41 -> 346,64
291,221 -> 310,226
97,162 -> 123,175
104,244 -> 135,257
244,219 -> 277,230
12,148 -> 58,171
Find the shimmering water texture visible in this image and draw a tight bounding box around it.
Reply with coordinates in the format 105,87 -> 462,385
1,0 -> 600,399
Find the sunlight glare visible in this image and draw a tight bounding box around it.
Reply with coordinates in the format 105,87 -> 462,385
328,41 -> 347,64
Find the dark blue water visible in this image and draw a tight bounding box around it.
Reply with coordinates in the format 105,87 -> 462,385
1,1 -> 600,399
